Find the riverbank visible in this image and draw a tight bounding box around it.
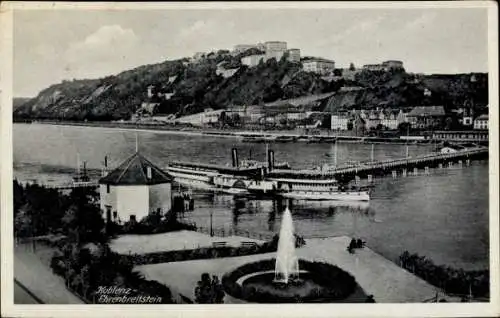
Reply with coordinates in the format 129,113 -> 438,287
21,120 -> 442,145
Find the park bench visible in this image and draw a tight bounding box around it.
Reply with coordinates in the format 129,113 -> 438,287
212,242 -> 227,248
241,241 -> 258,248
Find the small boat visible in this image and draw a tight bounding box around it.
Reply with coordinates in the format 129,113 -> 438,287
242,136 -> 264,143
306,136 -> 323,143
321,136 -> 337,143
263,135 -> 277,142
275,136 -> 297,143
242,135 -> 276,143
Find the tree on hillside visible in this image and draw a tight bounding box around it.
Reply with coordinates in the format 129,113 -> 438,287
349,63 -> 356,71
239,48 -> 265,58
263,83 -> 284,103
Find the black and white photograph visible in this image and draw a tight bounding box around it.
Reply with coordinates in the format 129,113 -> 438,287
1,2 -> 498,317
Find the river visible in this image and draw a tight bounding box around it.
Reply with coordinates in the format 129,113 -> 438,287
13,123 -> 489,270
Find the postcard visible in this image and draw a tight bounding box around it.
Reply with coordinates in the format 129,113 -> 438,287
1,1 -> 498,317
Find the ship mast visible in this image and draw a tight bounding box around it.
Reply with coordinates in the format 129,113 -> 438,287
333,142 -> 338,168
266,143 -> 269,167
76,153 -> 81,176
406,124 -> 410,158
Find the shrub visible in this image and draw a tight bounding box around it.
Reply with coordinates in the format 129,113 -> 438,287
399,251 -> 489,298
194,273 -> 225,304
51,243 -> 175,304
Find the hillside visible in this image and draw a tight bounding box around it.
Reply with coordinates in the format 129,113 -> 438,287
321,70 -> 488,114
13,97 -> 32,111
14,52 -> 488,121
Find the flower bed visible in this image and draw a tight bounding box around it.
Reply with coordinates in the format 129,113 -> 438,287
128,242 -> 273,265
125,234 -> 306,265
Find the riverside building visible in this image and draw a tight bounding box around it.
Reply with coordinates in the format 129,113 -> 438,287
99,152 -> 173,223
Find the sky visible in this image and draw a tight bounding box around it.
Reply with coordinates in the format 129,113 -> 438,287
13,6 -> 489,97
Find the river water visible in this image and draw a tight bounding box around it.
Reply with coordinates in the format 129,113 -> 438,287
13,123 -> 489,270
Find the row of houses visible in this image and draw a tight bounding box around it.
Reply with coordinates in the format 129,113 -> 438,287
331,106 -> 489,132
331,109 -> 408,131
149,100 -> 488,133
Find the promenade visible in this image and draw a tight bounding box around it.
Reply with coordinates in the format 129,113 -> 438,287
30,120 -> 489,144
14,243 -> 84,304
137,236 -> 453,303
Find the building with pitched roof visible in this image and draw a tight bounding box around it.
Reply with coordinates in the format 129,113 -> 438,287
352,114 -> 366,136
331,113 -> 350,131
407,106 -> 446,129
99,152 -> 173,223
473,114 -> 488,130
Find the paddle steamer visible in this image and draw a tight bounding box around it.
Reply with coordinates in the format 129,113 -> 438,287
267,168 -> 370,201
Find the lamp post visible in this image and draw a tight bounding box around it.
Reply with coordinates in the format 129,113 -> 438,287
210,210 -> 214,237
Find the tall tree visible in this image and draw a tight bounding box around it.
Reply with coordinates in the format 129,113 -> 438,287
62,188 -> 106,244
14,203 -> 33,238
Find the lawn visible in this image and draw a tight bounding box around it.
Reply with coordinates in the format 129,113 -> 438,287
109,230 -> 264,255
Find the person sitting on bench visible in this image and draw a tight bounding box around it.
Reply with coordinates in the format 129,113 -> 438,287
356,238 -> 364,248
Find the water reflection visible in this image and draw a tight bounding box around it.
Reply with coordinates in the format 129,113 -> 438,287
190,191 -> 377,237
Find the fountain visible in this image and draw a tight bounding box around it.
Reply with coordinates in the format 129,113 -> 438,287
274,207 -> 299,284
221,207 -> 362,303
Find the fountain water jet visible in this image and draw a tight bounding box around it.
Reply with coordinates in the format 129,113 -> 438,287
274,207 -> 299,284
222,207 -> 361,302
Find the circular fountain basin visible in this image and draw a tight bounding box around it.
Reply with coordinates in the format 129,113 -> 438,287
235,270 -> 309,285
222,259 -> 361,303
238,270 -> 325,300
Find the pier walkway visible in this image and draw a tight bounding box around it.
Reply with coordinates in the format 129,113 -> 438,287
19,147 -> 488,190
18,180 -> 98,190
271,147 -> 488,180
